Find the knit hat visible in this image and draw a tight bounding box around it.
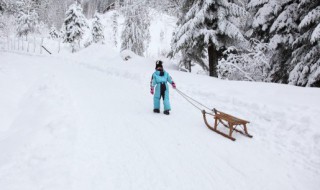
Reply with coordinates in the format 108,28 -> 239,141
155,60 -> 163,69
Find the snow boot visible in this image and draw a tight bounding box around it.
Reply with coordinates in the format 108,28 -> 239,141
163,110 -> 170,115
153,109 -> 160,113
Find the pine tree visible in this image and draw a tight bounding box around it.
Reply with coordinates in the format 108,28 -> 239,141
0,0 -> 16,37
168,0 -> 205,72
266,0 -> 300,83
14,0 -> 39,38
112,11 -> 118,47
121,0 -> 150,56
0,0 -> 6,34
49,25 -> 59,39
63,2 -> 88,53
16,9 -> 39,38
247,0 -> 282,42
0,0 -> 6,14
171,0 -> 248,77
288,0 -> 320,87
37,0 -> 50,24
246,0 -> 299,84
92,12 -> 104,44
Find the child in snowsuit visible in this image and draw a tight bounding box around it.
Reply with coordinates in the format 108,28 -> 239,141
150,60 -> 176,115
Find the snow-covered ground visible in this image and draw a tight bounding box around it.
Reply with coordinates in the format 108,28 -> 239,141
1,44 -> 320,190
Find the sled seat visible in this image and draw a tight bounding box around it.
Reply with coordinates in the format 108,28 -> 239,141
202,109 -> 253,141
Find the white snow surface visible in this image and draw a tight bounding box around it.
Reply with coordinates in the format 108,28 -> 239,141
1,44 -> 320,190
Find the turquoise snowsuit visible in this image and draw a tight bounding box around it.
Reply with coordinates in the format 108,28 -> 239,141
151,70 -> 173,111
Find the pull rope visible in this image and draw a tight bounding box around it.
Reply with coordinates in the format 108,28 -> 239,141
174,88 -> 214,113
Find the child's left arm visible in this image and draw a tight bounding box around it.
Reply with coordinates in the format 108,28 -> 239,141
167,73 -> 176,89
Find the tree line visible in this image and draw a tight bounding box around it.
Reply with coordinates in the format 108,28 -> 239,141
0,0 -> 319,87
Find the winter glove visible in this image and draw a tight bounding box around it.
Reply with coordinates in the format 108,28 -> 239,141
150,88 -> 154,95
172,82 -> 176,89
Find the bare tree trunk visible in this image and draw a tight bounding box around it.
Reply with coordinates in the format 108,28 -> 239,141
22,38 -> 24,51
7,37 -> 9,50
208,42 -> 218,77
33,36 -> 36,53
18,38 -> 20,50
58,39 -> 61,53
40,38 -> 44,54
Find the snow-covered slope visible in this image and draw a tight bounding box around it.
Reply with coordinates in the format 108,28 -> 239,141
0,45 -> 320,189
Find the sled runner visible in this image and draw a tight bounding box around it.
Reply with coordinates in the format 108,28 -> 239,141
202,109 -> 253,141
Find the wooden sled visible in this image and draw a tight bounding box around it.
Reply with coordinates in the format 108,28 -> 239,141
202,109 -> 253,141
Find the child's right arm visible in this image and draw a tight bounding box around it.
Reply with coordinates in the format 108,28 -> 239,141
150,74 -> 155,94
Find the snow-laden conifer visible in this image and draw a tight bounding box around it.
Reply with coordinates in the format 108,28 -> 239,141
247,0 -> 290,42
168,0 -> 204,72
121,0 -> 150,56
247,0 -> 300,84
112,11 -> 118,47
63,2 -> 88,53
288,1 -> 320,87
269,2 -> 299,49
49,25 -> 59,39
16,9 -> 39,38
92,12 -> 104,44
170,0 -> 248,77
267,1 -> 299,83
0,0 -> 6,14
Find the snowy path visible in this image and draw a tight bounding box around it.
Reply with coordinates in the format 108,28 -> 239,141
1,48 -> 320,190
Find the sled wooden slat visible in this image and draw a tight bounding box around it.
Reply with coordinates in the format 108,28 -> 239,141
202,109 -> 253,141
